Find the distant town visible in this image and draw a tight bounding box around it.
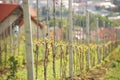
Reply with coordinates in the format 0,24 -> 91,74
0,0 -> 120,18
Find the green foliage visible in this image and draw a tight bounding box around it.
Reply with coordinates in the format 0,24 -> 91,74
7,56 -> 18,80
73,14 -> 119,29
49,18 -> 67,28
116,58 -> 120,63
73,15 -> 86,27
0,37 -> 117,80
111,61 -> 118,68
15,56 -> 25,67
111,58 -> 120,68
106,58 -> 120,80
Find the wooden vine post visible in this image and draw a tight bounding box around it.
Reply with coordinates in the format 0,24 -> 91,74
17,28 -> 20,55
23,0 -> 35,80
60,0 -> 63,79
4,31 -> 7,67
86,10 -> 91,71
96,18 -> 101,64
46,0 -> 49,37
103,21 -> 106,60
10,22 -> 13,55
60,0 -> 63,40
68,0 -> 73,77
53,0 -> 56,78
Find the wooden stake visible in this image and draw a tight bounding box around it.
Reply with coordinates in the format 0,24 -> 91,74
53,0 -> 56,78
68,0 -> 73,77
23,0 -> 35,80
86,10 -> 91,71
96,18 -> 101,64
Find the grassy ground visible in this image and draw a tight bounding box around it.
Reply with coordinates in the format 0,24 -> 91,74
0,40 -> 119,80
75,45 -> 120,80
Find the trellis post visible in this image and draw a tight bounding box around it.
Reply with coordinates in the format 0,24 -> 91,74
103,21 -> 106,60
96,18 -> 100,63
86,4 -> 91,70
68,0 -> 73,77
23,0 -> 35,80
9,22 -> 13,54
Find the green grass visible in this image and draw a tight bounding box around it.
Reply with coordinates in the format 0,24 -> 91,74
0,38 -> 118,80
104,58 -> 120,80
99,45 -> 120,80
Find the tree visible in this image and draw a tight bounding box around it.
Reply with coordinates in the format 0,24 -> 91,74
73,14 -> 119,29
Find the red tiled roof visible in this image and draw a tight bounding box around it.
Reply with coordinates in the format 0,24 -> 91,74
31,16 -> 44,29
0,4 -> 44,29
0,4 -> 22,23
18,16 -> 44,29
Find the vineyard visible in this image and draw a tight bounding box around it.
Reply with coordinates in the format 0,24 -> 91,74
0,35 -> 120,80
0,0 -> 120,80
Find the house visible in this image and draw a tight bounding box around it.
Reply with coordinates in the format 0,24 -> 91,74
89,26 -> 120,42
99,28 -> 116,41
0,4 -> 22,37
0,4 -> 45,39
73,27 -> 86,41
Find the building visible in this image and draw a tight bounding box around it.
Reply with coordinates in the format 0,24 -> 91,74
0,4 -> 45,39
